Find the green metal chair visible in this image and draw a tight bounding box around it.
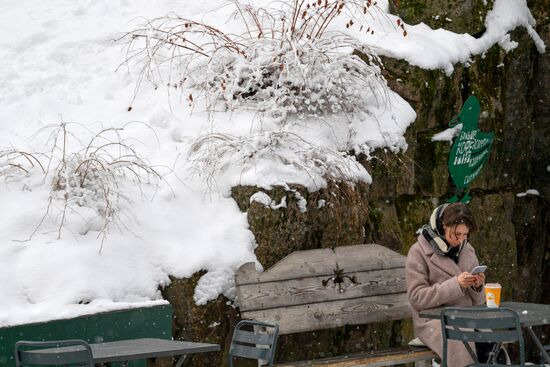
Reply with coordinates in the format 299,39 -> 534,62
14,339 -> 94,367
440,307 -> 529,367
228,320 -> 279,367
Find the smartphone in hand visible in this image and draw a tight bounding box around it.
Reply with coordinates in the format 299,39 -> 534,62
471,265 -> 487,274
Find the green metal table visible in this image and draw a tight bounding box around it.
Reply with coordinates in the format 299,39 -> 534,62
25,338 -> 220,367
420,301 -> 550,363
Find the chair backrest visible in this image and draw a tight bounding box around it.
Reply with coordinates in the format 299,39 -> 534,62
440,307 -> 525,366
228,320 -> 279,367
14,340 -> 94,367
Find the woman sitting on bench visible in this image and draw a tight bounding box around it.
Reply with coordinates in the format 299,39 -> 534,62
406,203 -> 485,367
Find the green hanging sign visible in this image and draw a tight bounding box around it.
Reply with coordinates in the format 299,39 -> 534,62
447,96 -> 494,203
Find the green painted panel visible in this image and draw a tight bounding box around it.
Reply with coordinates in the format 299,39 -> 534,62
0,304 -> 172,367
447,95 -> 494,203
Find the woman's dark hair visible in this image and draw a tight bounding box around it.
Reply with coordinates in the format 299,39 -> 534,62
441,203 -> 477,233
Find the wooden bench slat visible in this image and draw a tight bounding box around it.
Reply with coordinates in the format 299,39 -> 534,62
237,268 -> 406,312
236,244 -> 405,285
235,244 -> 421,365
274,347 -> 436,367
242,293 -> 411,335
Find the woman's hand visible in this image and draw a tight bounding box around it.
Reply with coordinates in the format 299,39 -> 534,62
457,272 -> 476,288
473,272 -> 485,288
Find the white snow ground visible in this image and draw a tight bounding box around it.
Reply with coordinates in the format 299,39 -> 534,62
0,0 -> 544,327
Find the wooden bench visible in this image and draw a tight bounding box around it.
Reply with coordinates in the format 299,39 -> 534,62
235,244 -> 436,367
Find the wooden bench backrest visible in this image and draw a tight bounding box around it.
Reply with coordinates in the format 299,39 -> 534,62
235,244 -> 412,334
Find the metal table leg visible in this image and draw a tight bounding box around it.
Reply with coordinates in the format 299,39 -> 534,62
486,342 -> 503,364
175,354 -> 193,367
527,326 -> 550,363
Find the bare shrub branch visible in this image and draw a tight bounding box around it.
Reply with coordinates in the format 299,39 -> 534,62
118,0 -> 399,121
1,122 -> 165,244
117,0 -> 406,190
189,131 -> 368,191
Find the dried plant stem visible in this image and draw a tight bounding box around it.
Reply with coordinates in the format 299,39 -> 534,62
1,122 -> 164,244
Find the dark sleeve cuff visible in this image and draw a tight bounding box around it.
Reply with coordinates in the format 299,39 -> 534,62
472,285 -> 483,292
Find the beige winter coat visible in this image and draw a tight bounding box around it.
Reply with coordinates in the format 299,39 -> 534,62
406,234 -> 485,367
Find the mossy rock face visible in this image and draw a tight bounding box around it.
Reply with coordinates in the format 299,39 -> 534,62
395,197 -> 435,255
362,145 -> 415,200
512,195 -> 549,302
380,57 -> 462,131
276,320 -> 408,362
469,193 -> 518,299
380,25 -> 542,199
340,321 -> 405,354
532,68 -> 550,201
365,199 -> 404,252
456,44 -> 506,192
231,181 -> 369,268
414,130 -> 452,197
530,4 -> 550,202
275,328 -> 344,362
389,0 -> 493,35
467,30 -> 537,192
160,273 -> 239,367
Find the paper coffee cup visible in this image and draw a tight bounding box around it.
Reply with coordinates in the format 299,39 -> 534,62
485,283 -> 502,308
